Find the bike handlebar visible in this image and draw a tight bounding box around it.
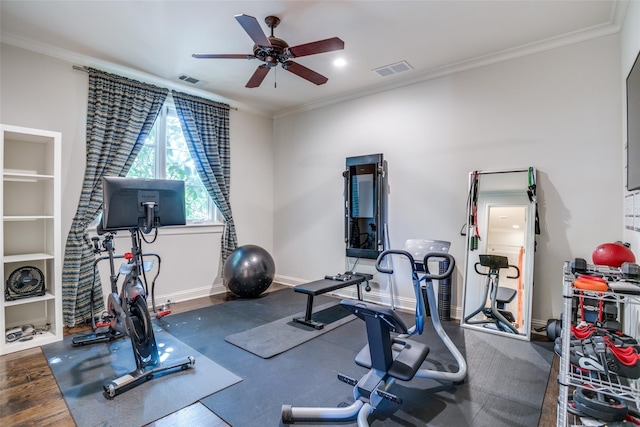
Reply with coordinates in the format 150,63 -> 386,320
474,262 -> 520,279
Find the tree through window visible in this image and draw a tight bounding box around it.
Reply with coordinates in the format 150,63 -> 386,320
127,103 -> 218,223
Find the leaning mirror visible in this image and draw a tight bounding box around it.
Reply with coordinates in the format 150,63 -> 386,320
461,168 -> 537,341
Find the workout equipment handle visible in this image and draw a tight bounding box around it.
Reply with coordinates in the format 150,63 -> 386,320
376,250 -> 455,280
422,253 -> 455,280
376,249 -> 415,274
474,262 -> 520,279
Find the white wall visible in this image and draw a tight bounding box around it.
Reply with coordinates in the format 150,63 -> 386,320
0,44 -> 274,307
1,29 -> 627,329
622,0 -> 640,250
273,34 -> 622,326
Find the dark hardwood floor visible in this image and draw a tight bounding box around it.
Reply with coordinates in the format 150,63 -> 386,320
1,284 -> 559,426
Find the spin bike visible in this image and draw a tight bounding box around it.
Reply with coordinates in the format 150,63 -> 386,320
73,221 -> 195,398
72,231 -> 163,346
464,254 -> 520,334
282,250 -> 467,426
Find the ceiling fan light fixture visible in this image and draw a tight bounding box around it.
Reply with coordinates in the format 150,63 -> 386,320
193,14 -> 344,88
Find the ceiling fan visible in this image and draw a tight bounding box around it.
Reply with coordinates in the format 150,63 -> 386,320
192,14 -> 344,88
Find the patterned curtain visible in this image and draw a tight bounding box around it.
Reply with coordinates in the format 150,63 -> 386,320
62,68 -> 168,326
171,91 -> 238,264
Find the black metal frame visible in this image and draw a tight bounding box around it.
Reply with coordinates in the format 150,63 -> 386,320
344,153 -> 386,259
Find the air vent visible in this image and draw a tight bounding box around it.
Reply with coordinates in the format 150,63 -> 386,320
177,74 -> 207,86
372,61 -> 413,78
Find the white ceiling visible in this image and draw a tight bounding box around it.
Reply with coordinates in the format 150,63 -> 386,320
0,1 -> 626,117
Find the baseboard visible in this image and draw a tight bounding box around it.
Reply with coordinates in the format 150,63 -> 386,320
153,283 -> 227,306
273,274 -> 308,287
275,274 -> 549,335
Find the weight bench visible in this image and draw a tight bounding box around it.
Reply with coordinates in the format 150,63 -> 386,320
293,274 -> 371,330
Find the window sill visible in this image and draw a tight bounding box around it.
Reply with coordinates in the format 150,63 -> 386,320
87,222 -> 225,237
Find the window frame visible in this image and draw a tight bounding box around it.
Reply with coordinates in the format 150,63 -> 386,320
128,101 -> 222,226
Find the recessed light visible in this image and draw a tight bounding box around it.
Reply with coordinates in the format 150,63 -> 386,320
333,58 -> 347,67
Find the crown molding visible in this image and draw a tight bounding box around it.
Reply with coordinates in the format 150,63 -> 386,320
274,9 -> 627,119
0,32 -> 269,118
2,0 -> 628,121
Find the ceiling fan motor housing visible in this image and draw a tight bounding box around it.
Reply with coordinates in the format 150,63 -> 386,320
254,37 -> 289,66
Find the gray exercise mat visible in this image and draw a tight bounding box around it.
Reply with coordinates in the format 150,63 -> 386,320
42,323 -> 242,426
160,289 -> 554,426
224,301 -> 356,358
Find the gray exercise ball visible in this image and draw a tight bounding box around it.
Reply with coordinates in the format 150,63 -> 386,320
223,245 -> 275,298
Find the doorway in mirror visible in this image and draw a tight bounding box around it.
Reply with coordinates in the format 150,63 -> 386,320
461,168 -> 538,341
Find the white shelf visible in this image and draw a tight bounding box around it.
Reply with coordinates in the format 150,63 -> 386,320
3,215 -> 55,221
0,124 -> 62,355
3,171 -> 54,181
3,331 -> 59,353
4,253 -> 55,263
4,292 -> 56,307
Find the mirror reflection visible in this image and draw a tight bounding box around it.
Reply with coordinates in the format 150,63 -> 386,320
461,169 -> 537,341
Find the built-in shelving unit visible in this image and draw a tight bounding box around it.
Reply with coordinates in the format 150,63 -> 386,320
0,124 -> 62,355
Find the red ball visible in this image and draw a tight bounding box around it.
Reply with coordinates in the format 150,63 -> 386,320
592,243 -> 636,267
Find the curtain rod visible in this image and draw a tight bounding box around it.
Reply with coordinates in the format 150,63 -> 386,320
72,65 -> 238,111
476,168 -> 532,175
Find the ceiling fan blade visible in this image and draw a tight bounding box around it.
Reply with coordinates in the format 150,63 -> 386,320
192,54 -> 254,59
282,61 -> 328,85
246,65 -> 271,88
287,37 -> 344,58
235,14 -> 271,47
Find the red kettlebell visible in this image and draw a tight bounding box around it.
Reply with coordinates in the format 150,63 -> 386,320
592,242 -> 636,267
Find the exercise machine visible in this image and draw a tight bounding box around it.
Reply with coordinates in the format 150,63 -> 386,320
81,226 -> 194,398
375,249 -> 467,383
71,233 -> 163,346
464,254 -> 520,334
72,177 -> 195,398
281,249 -> 467,426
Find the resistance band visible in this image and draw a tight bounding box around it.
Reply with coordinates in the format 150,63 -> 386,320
469,171 -> 480,251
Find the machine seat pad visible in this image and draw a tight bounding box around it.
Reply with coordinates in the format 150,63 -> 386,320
496,287 -> 517,304
354,338 -> 430,381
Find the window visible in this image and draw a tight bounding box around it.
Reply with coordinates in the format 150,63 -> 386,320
127,103 -> 220,224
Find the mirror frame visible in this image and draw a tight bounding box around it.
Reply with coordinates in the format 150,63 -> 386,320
344,154 -> 386,259
461,168 -> 537,341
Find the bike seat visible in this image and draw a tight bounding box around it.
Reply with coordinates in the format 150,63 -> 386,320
479,254 -> 509,270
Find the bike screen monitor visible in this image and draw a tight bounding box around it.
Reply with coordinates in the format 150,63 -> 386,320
101,177 -> 186,232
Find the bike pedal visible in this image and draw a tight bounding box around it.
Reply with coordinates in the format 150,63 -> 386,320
337,373 -> 358,386
376,389 -> 402,405
156,309 -> 171,318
